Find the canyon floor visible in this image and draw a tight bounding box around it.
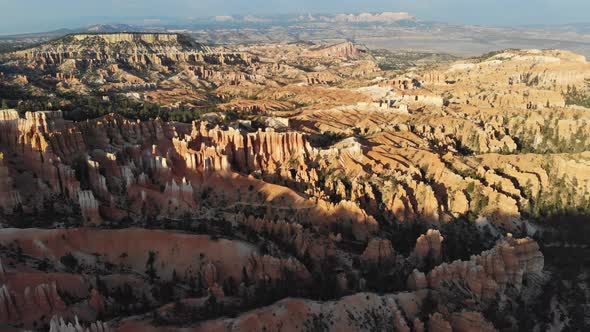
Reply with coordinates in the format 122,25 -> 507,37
0,32 -> 588,331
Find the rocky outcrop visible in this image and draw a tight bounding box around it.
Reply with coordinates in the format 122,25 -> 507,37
407,269 -> 428,290
0,282 -> 67,325
14,33 -> 210,69
162,177 -> 197,212
306,72 -> 341,85
0,109 -> 386,231
0,110 -> 86,210
425,235 -> 544,300
305,42 -> 361,58
316,199 -> 380,241
423,49 -> 590,111
71,33 -> 180,44
237,214 -> 305,251
219,100 -> 293,115
375,174 -> 441,224
78,191 -> 101,225
0,284 -> 18,323
0,228 -> 306,288
361,238 -> 395,265
119,291 -> 429,332
173,136 -> 231,173
49,315 -> 110,332
195,66 -> 261,85
187,122 -> 316,173
0,153 -> 21,213
245,254 -> 311,283
411,229 -> 444,267
449,311 -> 497,332
428,313 -> 453,332
88,289 -> 105,316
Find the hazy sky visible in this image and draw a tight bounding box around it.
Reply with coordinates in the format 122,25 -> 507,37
1,0 -> 590,34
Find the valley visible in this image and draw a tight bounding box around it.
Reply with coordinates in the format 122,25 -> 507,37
0,31 -> 588,331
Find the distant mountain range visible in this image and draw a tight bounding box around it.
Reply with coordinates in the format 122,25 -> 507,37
0,12 -> 432,38
212,12 -> 417,24
1,12 -> 590,57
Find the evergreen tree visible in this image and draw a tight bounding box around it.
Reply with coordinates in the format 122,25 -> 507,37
145,251 -> 159,282
242,266 -> 250,286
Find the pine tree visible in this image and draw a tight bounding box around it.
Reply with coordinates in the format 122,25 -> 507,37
145,251 -> 159,282
242,266 -> 250,286
172,269 -> 178,283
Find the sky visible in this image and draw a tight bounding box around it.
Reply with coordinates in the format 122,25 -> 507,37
1,0 -> 590,34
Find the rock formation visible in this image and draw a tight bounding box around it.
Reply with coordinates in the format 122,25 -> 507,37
304,42 -> 361,59
0,281 -> 68,325
361,238 -> 395,265
117,291 -> 430,332
411,229 -> 444,267
420,235 -> 544,300
0,153 -> 21,213
49,315 -> 110,332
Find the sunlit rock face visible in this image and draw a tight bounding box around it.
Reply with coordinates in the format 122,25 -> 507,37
424,235 -> 544,299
